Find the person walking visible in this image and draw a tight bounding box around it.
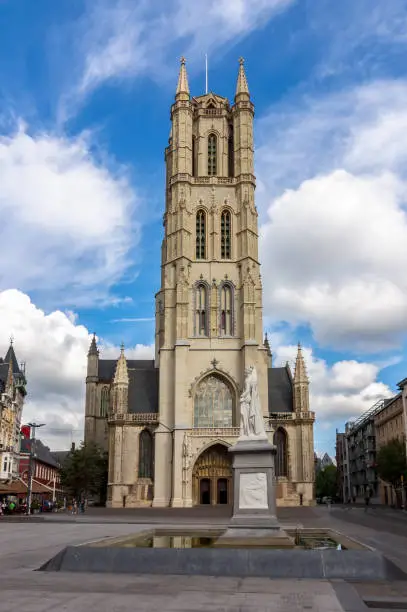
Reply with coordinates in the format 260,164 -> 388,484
364,486 -> 371,512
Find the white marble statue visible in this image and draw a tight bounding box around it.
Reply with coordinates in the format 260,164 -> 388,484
239,366 -> 267,440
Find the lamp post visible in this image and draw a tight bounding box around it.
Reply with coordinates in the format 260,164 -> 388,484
26,422 -> 45,515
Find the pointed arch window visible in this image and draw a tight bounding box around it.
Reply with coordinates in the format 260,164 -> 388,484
221,210 -> 231,259
274,428 -> 288,477
196,209 -> 206,259
220,283 -> 233,336
139,429 -> 153,479
195,283 -> 208,336
193,374 -> 233,427
208,133 -> 217,176
100,386 -> 109,417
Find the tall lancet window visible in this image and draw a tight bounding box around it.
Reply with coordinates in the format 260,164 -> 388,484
138,429 -> 153,479
220,283 -> 233,336
208,133 -> 217,176
195,283 -> 208,336
100,386 -> 109,417
196,209 -> 206,259
220,210 -> 231,259
273,428 -> 288,477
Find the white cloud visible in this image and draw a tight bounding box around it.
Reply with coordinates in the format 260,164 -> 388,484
0,124 -> 138,306
62,0 -> 293,112
258,80 -> 407,351
0,289 -> 153,451
271,341 -> 394,423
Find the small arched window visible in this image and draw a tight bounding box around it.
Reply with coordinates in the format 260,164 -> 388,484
195,283 -> 208,336
100,386 -> 109,417
274,428 -> 288,477
208,134 -> 217,176
220,210 -> 231,259
139,429 -> 153,479
220,283 -> 233,336
196,209 -> 206,259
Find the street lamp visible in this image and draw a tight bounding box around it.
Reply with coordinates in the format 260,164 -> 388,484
26,422 -> 45,515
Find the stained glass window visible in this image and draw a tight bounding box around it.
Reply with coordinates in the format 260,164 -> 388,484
100,386 -> 109,417
220,210 -> 231,259
196,210 -> 206,259
194,375 -> 233,428
139,429 -> 153,479
208,134 -> 217,176
274,428 -> 288,477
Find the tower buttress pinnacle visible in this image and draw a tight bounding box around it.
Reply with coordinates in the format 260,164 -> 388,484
294,342 -> 308,384
88,333 -> 99,357
176,56 -> 190,100
235,57 -> 250,100
113,344 -> 129,386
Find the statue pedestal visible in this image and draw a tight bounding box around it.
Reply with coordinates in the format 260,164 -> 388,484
217,438 -> 294,547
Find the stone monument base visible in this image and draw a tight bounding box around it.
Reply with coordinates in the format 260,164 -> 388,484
218,438 -> 294,548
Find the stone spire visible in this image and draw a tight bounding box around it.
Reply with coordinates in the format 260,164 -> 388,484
88,333 -> 99,357
176,56 -> 190,100
112,343 -> 129,414
5,353 -> 13,396
113,343 -> 129,386
264,332 -> 272,367
293,342 -> 309,413
294,342 -> 308,384
264,332 -> 271,357
235,57 -> 250,100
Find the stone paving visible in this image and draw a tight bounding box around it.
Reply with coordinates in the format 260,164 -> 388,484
0,506 -> 407,611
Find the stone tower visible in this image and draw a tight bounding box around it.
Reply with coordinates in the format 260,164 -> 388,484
152,58 -> 269,507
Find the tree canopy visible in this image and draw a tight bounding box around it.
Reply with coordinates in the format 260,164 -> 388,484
376,439 -> 407,488
316,464 -> 338,499
60,442 -> 108,502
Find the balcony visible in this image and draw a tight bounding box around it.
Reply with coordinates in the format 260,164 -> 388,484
190,427 -> 240,437
108,413 -> 159,425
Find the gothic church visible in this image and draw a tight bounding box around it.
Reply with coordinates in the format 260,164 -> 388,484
84,59 -> 315,508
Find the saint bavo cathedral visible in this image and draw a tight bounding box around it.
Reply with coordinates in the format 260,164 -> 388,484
84,58 -> 316,508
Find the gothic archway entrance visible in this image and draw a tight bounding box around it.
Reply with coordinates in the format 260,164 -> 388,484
192,443 -> 232,506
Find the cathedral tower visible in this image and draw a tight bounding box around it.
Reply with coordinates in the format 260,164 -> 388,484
153,58 -> 269,507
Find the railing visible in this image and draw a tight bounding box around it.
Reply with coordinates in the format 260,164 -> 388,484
108,413 -> 159,424
190,427 -> 240,437
202,108 -> 224,116
268,411 -> 315,421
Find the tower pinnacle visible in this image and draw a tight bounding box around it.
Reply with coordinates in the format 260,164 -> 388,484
114,344 -> 129,386
294,342 -> 308,384
235,57 -> 250,99
176,56 -> 190,100
88,333 -> 99,357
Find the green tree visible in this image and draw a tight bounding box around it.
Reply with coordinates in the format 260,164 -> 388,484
376,439 -> 407,489
316,465 -> 338,499
60,442 -> 108,503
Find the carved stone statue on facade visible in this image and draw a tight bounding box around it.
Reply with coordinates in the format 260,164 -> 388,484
239,366 -> 267,440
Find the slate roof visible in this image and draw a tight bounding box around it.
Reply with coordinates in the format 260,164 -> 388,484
267,366 -> 294,413
99,359 -> 159,414
20,438 -> 59,469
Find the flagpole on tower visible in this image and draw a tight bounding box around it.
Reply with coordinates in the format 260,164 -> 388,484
205,54 -> 208,94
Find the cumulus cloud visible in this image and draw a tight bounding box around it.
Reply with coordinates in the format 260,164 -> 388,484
0,124 -> 138,306
0,289 -> 153,451
258,80 -> 407,351
272,341 -> 394,423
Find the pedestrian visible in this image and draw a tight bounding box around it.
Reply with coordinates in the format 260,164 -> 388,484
364,486 -> 371,512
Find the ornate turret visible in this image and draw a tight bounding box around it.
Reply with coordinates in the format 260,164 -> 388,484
175,56 -> 190,101
112,343 -> 129,414
293,343 -> 309,413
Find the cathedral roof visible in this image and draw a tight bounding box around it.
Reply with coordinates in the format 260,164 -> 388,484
99,359 -> 158,414
267,366 -> 294,413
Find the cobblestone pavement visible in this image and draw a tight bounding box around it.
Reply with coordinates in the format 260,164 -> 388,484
1,506 -> 407,611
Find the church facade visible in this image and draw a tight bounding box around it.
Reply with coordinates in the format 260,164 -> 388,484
84,59 -> 315,508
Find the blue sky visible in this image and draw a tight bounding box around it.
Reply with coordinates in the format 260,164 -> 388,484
1,0 -> 407,453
